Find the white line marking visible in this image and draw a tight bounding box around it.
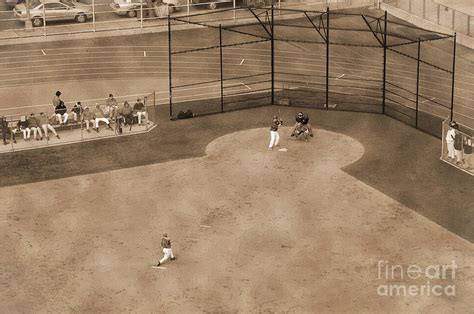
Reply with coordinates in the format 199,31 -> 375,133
185,238 -> 200,241
336,74 -> 345,80
152,266 -> 166,269
422,97 -> 436,103
241,82 -> 251,90
200,225 -> 211,228
239,59 -> 245,65
144,51 -> 147,57
41,50 -> 46,55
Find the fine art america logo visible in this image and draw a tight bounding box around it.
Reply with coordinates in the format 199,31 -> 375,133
377,260 -> 457,297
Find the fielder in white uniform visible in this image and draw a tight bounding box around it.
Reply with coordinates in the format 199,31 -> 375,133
156,233 -> 176,267
445,122 -> 457,159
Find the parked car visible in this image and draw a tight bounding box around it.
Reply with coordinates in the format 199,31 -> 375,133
192,0 -> 234,10
13,0 -> 93,27
110,0 -> 180,18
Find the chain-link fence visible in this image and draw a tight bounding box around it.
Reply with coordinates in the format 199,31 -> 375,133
0,0 -> 375,41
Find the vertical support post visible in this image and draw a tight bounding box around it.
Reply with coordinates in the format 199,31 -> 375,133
450,33 -> 457,121
92,0 -> 96,32
219,24 -> 224,113
144,96 -> 149,130
42,3 -> 46,36
468,16 -> 471,36
325,7 -> 329,110
271,1 -> 275,105
187,0 -> 190,22
25,0 -> 32,31
382,10 -> 387,114
153,91 -> 156,107
452,9 -> 455,30
168,15 -> 173,119
422,0 -> 426,18
437,4 -> 440,24
233,0 -> 236,20
140,1 -> 144,28
408,0 -> 412,12
415,38 -> 421,128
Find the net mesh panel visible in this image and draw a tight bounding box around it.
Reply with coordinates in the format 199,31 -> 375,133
329,43 -> 383,112
328,13 -> 383,112
169,7 -> 461,134
417,40 -> 453,136
383,15 -> 459,136
385,42 -> 417,127
421,39 -> 474,130
273,12 -> 326,108
170,9 -> 272,118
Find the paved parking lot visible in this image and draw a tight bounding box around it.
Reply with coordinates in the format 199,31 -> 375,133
0,0 -> 248,37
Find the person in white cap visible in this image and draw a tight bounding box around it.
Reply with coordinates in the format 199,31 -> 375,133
445,121 -> 457,160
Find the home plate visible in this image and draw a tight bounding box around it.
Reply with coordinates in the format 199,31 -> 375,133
278,148 -> 288,152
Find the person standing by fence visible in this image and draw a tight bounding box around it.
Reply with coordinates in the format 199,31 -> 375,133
463,136 -> 472,170
445,121 -> 457,160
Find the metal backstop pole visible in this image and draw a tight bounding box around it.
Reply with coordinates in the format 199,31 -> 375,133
92,0 -> 96,32
382,10 -> 387,114
450,33 -> 456,121
168,15 -> 173,119
219,24 -> 224,113
415,38 -> 421,128
271,1 -> 275,105
326,7 -> 329,110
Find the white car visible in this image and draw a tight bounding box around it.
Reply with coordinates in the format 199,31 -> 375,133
110,0 -> 181,18
13,0 -> 92,27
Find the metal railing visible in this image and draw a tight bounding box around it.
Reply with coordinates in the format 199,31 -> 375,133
0,91 -> 162,153
380,0 -> 473,36
0,0 -> 376,41
441,118 -> 474,175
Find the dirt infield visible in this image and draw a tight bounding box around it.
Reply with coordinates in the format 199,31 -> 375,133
1,127 -> 473,312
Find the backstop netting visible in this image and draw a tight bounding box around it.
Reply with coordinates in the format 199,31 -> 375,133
168,8 -> 272,119
167,6 -> 465,137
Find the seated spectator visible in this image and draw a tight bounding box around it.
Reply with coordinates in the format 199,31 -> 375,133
38,112 -> 60,141
16,115 -> 31,141
105,94 -> 118,119
53,91 -> 68,125
55,100 -> 69,125
81,106 -> 95,133
120,101 -> 133,131
70,101 -> 83,123
28,113 -> 43,140
133,98 -> 147,125
1,115 -> 16,145
93,104 -> 113,132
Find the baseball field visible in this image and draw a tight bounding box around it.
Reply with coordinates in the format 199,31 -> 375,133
0,5 -> 473,313
1,105 -> 474,312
